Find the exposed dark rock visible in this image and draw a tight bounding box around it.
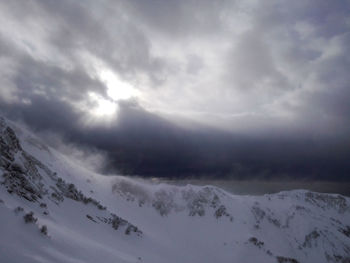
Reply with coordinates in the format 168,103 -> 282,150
339,226 -> 350,238
125,225 -> 140,235
214,205 -> 232,221
56,180 -> 106,209
267,216 -> 281,228
14,206 -> 24,214
112,181 -> 233,220
23,211 -> 37,224
0,118 -> 143,241
325,252 -> 350,263
108,213 -> 142,236
183,187 -> 224,217
303,229 -> 320,248
305,192 -> 348,214
210,194 -> 220,209
248,237 -> 264,248
333,255 -> 350,263
276,256 -> 299,263
0,125 -> 50,203
251,205 -> 266,223
50,190 -> 64,203
2,171 -> 42,202
40,225 -> 48,235
2,127 -> 22,153
188,199 -> 206,216
276,256 -> 300,263
152,190 -> 175,216
86,214 -> 97,223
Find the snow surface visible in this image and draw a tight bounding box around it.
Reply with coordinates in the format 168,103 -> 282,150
0,116 -> 349,263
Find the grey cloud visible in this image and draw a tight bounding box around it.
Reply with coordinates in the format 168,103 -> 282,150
0,0 -> 349,181
278,32 -> 350,138
1,0 -> 171,88
14,57 -> 106,101
125,0 -> 232,37
0,39 -> 107,108
227,29 -> 291,91
186,54 -> 204,75
215,0 -> 350,137
41,0 -> 171,85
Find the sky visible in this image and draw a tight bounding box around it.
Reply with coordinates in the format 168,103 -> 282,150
0,0 -> 349,180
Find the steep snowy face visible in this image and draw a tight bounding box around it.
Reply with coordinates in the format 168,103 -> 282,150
0,117 -> 144,262
109,177 -> 350,262
0,116 -> 350,263
0,117 -> 140,231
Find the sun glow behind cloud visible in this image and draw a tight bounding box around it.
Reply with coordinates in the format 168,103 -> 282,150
100,69 -> 139,101
87,92 -> 118,117
85,69 -> 140,118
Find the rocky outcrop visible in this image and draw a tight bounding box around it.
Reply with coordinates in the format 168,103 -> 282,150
0,118 -> 142,237
112,179 -> 234,220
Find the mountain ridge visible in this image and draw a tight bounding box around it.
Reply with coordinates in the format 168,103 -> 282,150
0,116 -> 349,263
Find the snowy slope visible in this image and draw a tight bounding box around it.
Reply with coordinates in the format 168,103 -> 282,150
0,116 -> 349,263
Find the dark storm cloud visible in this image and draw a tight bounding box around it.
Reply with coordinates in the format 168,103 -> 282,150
2,98 -> 349,180
0,0 -> 349,180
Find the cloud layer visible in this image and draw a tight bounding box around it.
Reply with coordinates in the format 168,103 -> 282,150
0,0 -> 349,179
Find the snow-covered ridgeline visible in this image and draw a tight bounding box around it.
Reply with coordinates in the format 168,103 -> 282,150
0,116 -> 349,263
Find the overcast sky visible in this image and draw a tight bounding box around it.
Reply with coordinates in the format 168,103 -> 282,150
0,0 -> 349,180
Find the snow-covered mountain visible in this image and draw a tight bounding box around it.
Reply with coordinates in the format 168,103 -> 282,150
0,116 -> 349,263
